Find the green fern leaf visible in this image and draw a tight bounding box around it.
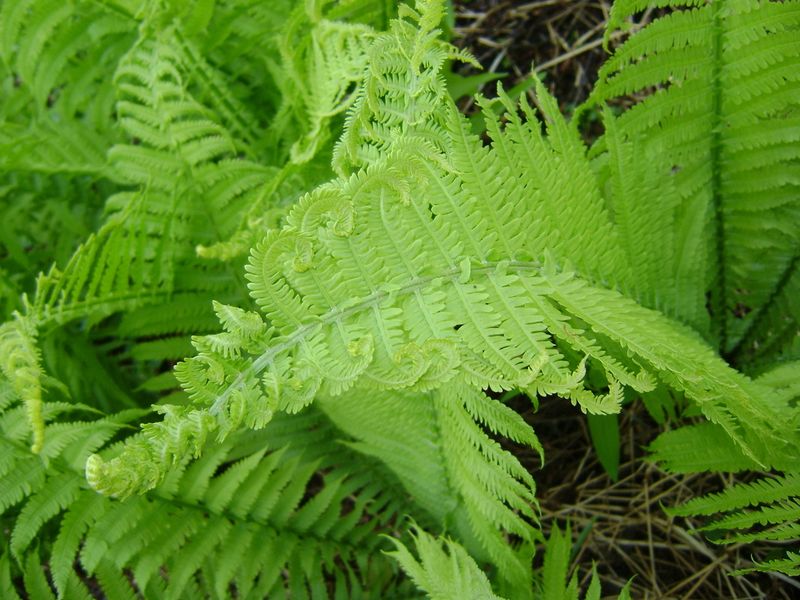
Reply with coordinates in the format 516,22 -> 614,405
21,550 -> 56,600
49,493 -> 105,594
670,473 -> 800,517
755,360 -> 800,404
320,385 -> 541,592
2,401 -> 416,599
585,0 -> 800,359
0,550 -> 22,600
387,525 -> 505,600
540,522 -> 573,600
667,472 -> 800,576
0,0 -> 134,128
0,121 -> 112,176
287,18 -> 376,163
649,423 -> 761,473
10,472 -> 81,559
535,522 -> 633,600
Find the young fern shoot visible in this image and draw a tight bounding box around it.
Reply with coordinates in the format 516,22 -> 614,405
88,0 -> 797,503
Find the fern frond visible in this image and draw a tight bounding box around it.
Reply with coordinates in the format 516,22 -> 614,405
0,174 -> 108,285
320,385 -> 541,593
604,1 -> 708,45
0,319 -> 44,452
732,259 -> 800,368
13,550 -> 56,600
169,26 -> 265,158
585,0 -> 800,357
739,552 -> 800,577
534,522 -> 633,600
648,423 -> 761,473
0,121 -> 111,176
591,107 -> 693,326
667,472 -> 800,576
0,0 -> 391,378
332,0 -> 476,174
0,405 -> 136,600
755,360 -> 800,405
0,0 -> 135,127
10,472 -> 81,559
285,17 -> 376,163
386,525 -> 505,600
2,402 -> 417,598
670,473 -> 800,517
3,21 -> 280,444
113,421 -> 417,597
540,522 -> 574,600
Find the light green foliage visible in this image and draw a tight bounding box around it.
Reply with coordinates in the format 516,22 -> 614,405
597,0 -> 800,580
1,0 -> 799,597
0,0 -> 421,596
385,523 -> 633,600
587,413 -> 620,481
649,422 -> 763,473
387,525 -> 505,600
0,0 -> 385,450
319,385 -> 542,590
653,361 -> 800,575
89,0 -> 797,501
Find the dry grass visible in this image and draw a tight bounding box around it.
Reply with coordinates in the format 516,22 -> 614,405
451,2 -> 799,596
521,399 -> 799,599
451,0 -> 615,108
450,0 -> 660,111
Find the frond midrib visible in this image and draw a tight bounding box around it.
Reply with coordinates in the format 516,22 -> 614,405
210,258 -> 548,415
727,252 -> 800,366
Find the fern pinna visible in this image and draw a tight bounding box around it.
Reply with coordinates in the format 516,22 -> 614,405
1,0 -> 799,597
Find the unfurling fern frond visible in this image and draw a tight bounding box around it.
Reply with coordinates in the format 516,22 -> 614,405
0,319 -> 46,452
584,0 -> 800,361
88,0 -> 797,505
0,0 -> 375,451
197,1 -> 392,259
332,0 -> 478,174
286,18 -> 376,163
